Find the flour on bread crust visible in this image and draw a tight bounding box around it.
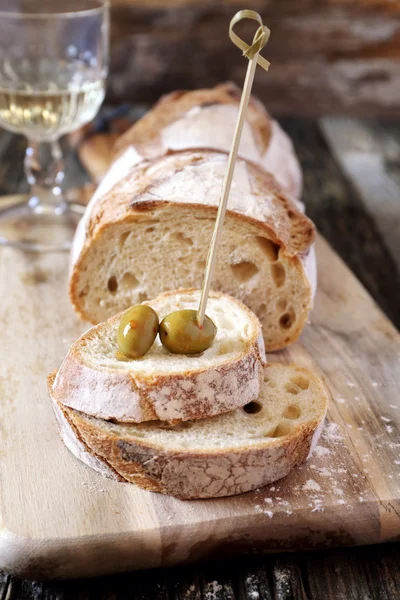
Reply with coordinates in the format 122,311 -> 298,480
49,363 -> 329,499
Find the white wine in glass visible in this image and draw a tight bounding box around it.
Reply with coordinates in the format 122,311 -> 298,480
0,80 -> 105,139
0,0 -> 109,252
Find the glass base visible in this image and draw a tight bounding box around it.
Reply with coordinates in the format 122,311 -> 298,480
0,198 -> 85,252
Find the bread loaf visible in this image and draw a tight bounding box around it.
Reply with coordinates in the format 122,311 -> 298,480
70,151 -> 315,351
114,82 -> 302,200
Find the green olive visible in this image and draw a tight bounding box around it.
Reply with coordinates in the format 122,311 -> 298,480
117,305 -> 159,359
159,309 -> 217,354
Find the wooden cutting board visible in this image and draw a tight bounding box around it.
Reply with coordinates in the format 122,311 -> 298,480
0,211 -> 399,580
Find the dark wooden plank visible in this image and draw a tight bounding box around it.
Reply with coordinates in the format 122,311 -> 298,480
300,548 -> 374,600
359,544 -> 400,600
5,577 -> 46,600
320,117 -> 400,272
168,567 -> 201,600
237,562 -> 273,600
301,544 -> 400,600
200,563 -> 236,600
269,555 -> 307,600
279,117 -> 400,329
2,545 -> 400,599
0,571 -> 10,600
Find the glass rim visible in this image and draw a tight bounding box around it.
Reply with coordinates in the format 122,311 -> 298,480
0,1 -> 109,19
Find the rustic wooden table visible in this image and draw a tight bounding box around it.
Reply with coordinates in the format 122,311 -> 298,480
0,114 -> 399,599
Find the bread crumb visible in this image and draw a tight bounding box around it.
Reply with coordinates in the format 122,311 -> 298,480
347,381 -> 356,388
386,425 -> 394,434
310,498 -> 324,513
381,416 -> 392,423
322,422 -> 342,443
336,397 -> 346,404
255,503 -> 275,517
303,479 -> 321,492
389,404 -> 398,410
313,445 -> 330,457
316,467 -> 333,477
372,382 -> 379,387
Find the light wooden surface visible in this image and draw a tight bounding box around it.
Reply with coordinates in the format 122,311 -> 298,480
0,115 -> 399,598
0,213 -> 399,580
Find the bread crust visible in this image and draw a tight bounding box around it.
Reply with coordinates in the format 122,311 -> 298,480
113,82 -> 302,201
114,82 -> 272,160
69,152 -> 315,348
86,151 -> 313,257
49,364 -> 329,500
52,290 -> 266,423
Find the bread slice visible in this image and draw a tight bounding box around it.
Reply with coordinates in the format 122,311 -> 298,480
113,82 -> 302,200
70,83 -> 305,276
51,290 -> 266,423
49,363 -> 329,499
70,151 -> 315,351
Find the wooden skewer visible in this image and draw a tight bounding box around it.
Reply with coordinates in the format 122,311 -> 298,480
196,57 -> 258,327
197,10 -> 270,327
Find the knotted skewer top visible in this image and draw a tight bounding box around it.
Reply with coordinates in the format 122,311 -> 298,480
229,9 -> 270,70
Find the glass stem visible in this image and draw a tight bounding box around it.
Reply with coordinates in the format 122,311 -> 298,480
24,139 -> 65,210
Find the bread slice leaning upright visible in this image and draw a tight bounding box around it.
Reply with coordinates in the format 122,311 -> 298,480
50,363 -> 329,499
50,289 -> 266,423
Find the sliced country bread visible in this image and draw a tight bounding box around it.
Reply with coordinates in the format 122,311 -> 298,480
113,82 -> 302,200
70,151 -> 315,351
71,83 -> 304,278
49,363 -> 329,499
51,290 -> 266,423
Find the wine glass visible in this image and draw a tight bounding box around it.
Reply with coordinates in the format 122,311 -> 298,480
0,0 -> 109,252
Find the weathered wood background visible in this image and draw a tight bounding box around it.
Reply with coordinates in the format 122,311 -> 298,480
106,0 -> 400,116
